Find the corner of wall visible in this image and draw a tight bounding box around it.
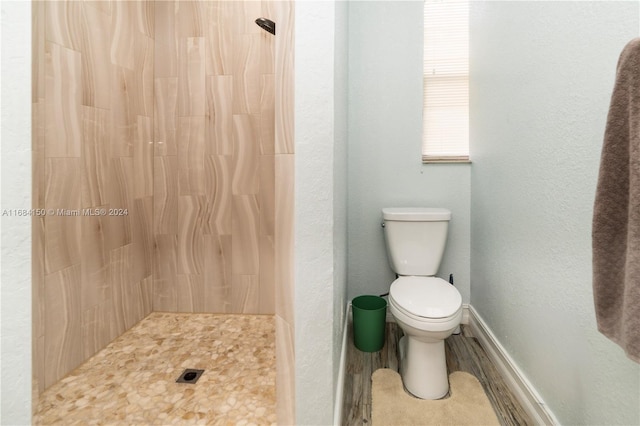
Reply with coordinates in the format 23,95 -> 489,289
1,1 -> 33,424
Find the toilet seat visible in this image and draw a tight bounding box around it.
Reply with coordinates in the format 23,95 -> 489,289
389,276 -> 462,321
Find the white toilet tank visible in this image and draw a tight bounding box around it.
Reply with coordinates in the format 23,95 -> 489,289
382,207 -> 451,276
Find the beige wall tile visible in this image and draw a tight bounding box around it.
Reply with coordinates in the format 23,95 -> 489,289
81,301 -> 111,360
177,37 -> 206,117
45,42 -> 82,158
261,1 -> 276,27
82,1 -> 111,16
177,274 -> 205,313
45,158 -> 81,210
44,158 -> 82,274
131,196 -> 154,284
154,78 -> 178,156
153,0 -> 177,78
32,216 -> 45,396
132,1 -> 154,38
273,0 -> 295,154
81,2 -> 111,109
206,75 -> 234,156
232,195 -> 260,275
232,34 -> 261,115
204,2 -> 234,76
109,244 -> 150,335
231,274 -> 260,313
260,75 -> 276,155
272,3 -> 295,420
33,100 -> 46,209
275,314 -> 295,425
110,65 -> 136,157
81,106 -> 110,208
126,277 -> 147,329
110,1 -> 135,70
81,209 -> 109,311
44,264 -> 83,389
154,156 -> 178,234
177,116 -> 206,195
34,335 -> 45,395
140,275 -> 153,318
133,115 -> 153,199
154,234 -> 178,312
45,1 -> 84,50
260,155 -> 275,236
275,154 -> 294,325
238,1 -> 263,35
32,217 -> 45,325
203,234 -> 232,312
44,215 -> 82,275
36,0 -> 157,396
32,2 -> 45,102
232,114 -> 260,195
109,244 -> 131,338
177,195 -> 205,275
151,0 -> 280,322
175,1 -> 205,38
204,155 -> 233,235
259,28 -> 275,70
105,157 -> 133,250
153,1 -> 174,47
134,34 -> 154,117
259,235 -> 276,314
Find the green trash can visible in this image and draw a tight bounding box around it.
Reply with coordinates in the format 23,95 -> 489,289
352,295 -> 387,352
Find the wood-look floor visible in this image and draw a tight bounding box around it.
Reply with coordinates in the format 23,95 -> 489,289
342,321 -> 534,426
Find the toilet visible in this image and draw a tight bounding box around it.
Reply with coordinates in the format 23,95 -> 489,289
382,207 -> 462,400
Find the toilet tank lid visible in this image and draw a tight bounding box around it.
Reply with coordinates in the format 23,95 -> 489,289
382,207 -> 451,221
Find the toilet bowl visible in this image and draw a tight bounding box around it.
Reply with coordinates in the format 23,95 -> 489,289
389,276 -> 462,399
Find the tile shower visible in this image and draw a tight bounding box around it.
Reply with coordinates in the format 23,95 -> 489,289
31,1 -> 295,423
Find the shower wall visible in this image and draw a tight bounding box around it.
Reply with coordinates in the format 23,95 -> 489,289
152,1 -> 276,314
32,1 -> 155,393
32,4 -> 293,419
151,3 -> 294,422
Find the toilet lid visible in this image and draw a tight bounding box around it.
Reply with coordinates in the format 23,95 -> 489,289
389,276 -> 462,319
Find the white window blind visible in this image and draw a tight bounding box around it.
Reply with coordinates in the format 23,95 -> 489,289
422,0 -> 469,163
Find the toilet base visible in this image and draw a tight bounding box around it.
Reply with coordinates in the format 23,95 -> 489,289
398,335 -> 449,399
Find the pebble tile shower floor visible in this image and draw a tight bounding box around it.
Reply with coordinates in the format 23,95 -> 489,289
34,313 -> 276,425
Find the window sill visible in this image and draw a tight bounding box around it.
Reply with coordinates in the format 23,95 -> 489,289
422,156 -> 471,164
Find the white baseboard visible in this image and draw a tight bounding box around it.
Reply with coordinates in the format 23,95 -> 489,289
461,303 -> 470,325
333,301 -> 351,426
468,306 -> 559,425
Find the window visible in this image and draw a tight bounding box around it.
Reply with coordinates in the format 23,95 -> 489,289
422,0 -> 469,163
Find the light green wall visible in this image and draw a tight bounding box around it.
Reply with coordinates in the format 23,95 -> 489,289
347,1 -> 471,303
1,1 -> 32,424
470,2 -> 640,424
295,1 -> 349,425
333,0 -> 350,410
347,1 -> 640,423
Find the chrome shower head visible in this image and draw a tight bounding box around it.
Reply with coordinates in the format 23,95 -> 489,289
255,17 -> 275,35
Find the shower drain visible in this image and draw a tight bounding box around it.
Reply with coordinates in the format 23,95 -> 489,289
176,369 -> 204,384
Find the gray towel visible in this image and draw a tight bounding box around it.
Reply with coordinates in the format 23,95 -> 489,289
593,38 -> 640,363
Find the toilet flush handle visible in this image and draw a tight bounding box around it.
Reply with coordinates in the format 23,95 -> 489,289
381,222 -> 385,228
